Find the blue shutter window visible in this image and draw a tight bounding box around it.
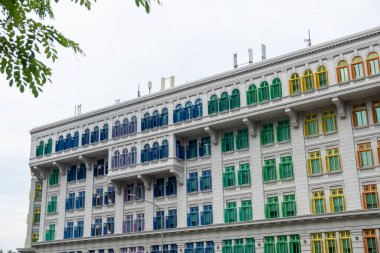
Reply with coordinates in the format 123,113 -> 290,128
187,206 -> 199,227
82,129 -> 90,145
161,108 -> 169,126
176,140 -> 185,160
166,176 -> 177,196
154,178 -> 165,198
173,104 -> 183,123
100,124 -> 109,141
194,99 -> 203,118
200,170 -> 212,191
184,101 -> 193,121
160,140 -> 169,159
187,172 -> 198,193
201,205 -> 213,225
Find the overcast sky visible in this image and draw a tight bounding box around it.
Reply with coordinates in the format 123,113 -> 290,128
1,0 -> 380,250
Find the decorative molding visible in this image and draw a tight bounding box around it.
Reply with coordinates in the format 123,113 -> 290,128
79,155 -> 92,171
332,97 -> 346,119
242,118 -> 257,137
137,174 -> 152,190
31,166 -> 47,181
53,161 -> 66,176
170,166 -> 184,185
285,107 -> 299,128
111,180 -> 123,195
204,126 -> 218,145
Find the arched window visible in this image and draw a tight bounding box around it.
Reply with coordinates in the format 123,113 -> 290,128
185,101 -> 193,121
152,110 -> 160,128
367,52 -> 380,76
230,89 -> 240,109
56,135 -> 64,152
302,69 -> 314,91
194,99 -> 203,118
112,121 -> 121,139
82,128 -> 90,145
351,56 -> 364,79
100,124 -> 109,141
45,139 -> 52,154
91,126 -> 99,143
270,78 -> 282,99
131,147 -> 137,165
130,116 -> 137,134
176,140 -> 184,159
36,141 -> 44,157
152,142 -> 160,160
208,95 -> 219,115
161,108 -> 169,126
161,140 -> 169,159
289,73 -> 300,95
73,131 -> 79,148
246,84 -> 257,105
173,104 -> 183,123
219,92 -> 229,112
337,60 -> 349,83
258,81 -> 269,102
112,150 -> 120,168
141,144 -> 151,163
142,112 -> 151,131
66,134 -> 72,150
316,66 -> 329,88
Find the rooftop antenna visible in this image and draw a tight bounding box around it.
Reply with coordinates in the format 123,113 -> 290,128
304,29 -> 311,47
248,48 -> 253,64
137,83 -> 141,97
261,44 -> 267,60
233,53 -> 238,68
148,81 -> 152,94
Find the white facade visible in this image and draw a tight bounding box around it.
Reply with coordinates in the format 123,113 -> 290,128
20,26 -> 380,253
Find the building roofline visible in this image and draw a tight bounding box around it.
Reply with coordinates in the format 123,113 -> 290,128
30,25 -> 380,134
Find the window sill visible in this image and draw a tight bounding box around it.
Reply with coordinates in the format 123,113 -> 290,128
236,147 -> 249,152
223,186 -> 236,190
279,177 -> 294,182
278,140 -> 291,145
354,125 -> 370,130
317,86 -> 329,90
305,134 -> 319,139
323,131 -> 338,136
308,173 -> 323,178
327,170 -> 342,175
263,180 -> 277,184
262,143 -> 275,147
358,166 -> 376,171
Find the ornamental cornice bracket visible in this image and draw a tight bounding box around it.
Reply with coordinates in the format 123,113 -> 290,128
285,107 -> 299,128
79,155 -> 92,171
242,118 -> 257,137
170,166 -> 184,185
137,174 -> 152,190
110,179 -> 123,195
204,126 -> 218,145
332,97 -> 346,119
31,166 -> 46,181
53,161 -> 66,176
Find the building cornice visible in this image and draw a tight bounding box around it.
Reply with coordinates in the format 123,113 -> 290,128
30,209 -> 380,248
30,26 -> 380,135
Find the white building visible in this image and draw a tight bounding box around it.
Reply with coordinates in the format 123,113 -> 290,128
19,26 -> 380,253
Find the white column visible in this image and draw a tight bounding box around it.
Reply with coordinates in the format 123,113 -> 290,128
84,160 -> 94,237
176,172 -> 187,228
38,177 -> 48,242
291,113 -> 310,216
144,184 -> 154,231
250,123 -> 265,219
114,184 -> 124,234
337,103 -> 361,210
56,166 -> 68,240
211,131 -> 224,224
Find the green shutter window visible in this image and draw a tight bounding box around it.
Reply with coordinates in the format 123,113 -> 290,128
261,123 -> 274,145
245,239 -> 256,253
208,95 -> 219,115
223,166 -> 236,188
264,237 -> 276,253
270,78 -> 282,99
263,159 -> 277,182
282,194 -> 296,217
239,200 -> 252,221
234,239 -> 244,253
230,89 -> 241,109
236,128 -> 249,150
276,236 -> 288,253
224,201 -> 237,223
44,139 -> 53,154
223,240 -> 233,253
289,235 -> 301,253
222,132 -> 235,153
259,81 -> 270,103
279,156 -> 293,180
45,224 -> 55,241
247,84 -> 258,105
265,196 -> 279,219
47,196 -> 57,214
219,92 -> 230,112
36,141 -> 44,157
48,169 -> 59,186
238,163 -> 251,185
277,120 -> 290,142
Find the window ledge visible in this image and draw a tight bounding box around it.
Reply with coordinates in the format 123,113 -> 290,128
223,186 -> 237,190
262,143 -> 275,147
317,86 -> 329,90
236,148 -> 249,152
271,97 -> 282,102
338,80 -> 350,86
222,151 -> 235,155
323,131 -> 338,136
263,180 -> 277,184
358,166 -> 376,171
259,100 -> 269,105
327,170 -> 342,175
280,177 -> 294,182
309,173 -> 323,178
354,125 -> 370,130
305,134 -> 319,139
278,140 -> 291,145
